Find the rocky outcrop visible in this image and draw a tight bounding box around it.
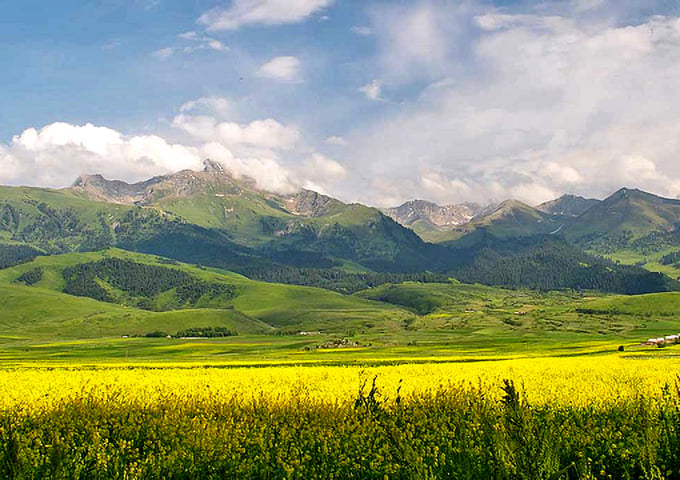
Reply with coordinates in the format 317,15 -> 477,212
384,200 -> 482,228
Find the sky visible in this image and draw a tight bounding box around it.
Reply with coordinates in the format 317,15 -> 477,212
2,0 -> 680,207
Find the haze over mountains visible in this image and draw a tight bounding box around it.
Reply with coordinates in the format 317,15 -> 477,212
1,159 -> 680,296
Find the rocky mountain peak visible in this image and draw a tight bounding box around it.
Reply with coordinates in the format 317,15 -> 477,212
70,173 -> 167,205
72,174 -> 106,188
70,160 -> 248,205
285,189 -> 343,217
202,159 -> 229,176
384,199 -> 482,229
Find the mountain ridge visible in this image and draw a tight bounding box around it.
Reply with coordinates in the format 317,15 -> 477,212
2,160 -> 680,294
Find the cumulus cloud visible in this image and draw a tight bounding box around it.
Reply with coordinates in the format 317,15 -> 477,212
306,153 -> 346,179
359,80 -> 383,101
172,114 -> 300,152
198,0 -> 334,31
257,56 -> 302,82
1,123 -> 202,187
200,142 -> 297,193
0,118 -> 347,197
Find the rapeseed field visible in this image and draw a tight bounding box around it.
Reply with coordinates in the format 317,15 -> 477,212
1,354 -> 679,479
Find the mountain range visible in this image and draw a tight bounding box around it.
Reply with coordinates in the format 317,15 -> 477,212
1,159 -> 679,295
385,188 -> 680,250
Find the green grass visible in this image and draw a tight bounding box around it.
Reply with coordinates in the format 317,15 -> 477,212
3,248 -> 680,364
604,247 -> 680,280
0,249 -> 412,339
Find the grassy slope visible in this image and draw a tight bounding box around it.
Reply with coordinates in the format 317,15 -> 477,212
155,192 -> 290,246
566,189 -> 680,242
430,202 -> 563,246
0,249 -> 412,338
0,185 -> 129,223
356,281 -> 680,342
153,190 -> 431,269
5,279 -> 680,364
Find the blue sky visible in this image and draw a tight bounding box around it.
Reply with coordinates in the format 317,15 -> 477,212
2,0 -> 680,207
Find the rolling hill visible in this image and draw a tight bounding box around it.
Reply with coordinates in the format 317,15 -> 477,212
0,249 -> 414,338
563,188 -> 680,246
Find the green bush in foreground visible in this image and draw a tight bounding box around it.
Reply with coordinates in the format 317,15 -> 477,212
0,381 -> 679,479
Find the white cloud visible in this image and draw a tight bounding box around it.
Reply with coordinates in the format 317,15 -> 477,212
296,154 -> 346,196
178,31 -> 199,41
306,153 -> 346,180
200,142 -> 297,194
177,31 -> 229,54
420,171 -> 473,203
207,39 -> 228,52
368,2 -> 470,84
152,47 -> 174,59
0,119 -> 311,195
172,114 -> 300,152
179,97 -> 232,116
540,162 -> 584,185
3,123 -> 203,187
343,11 -> 680,205
0,99 -> 351,200
257,56 -> 302,82
198,0 -> 334,31
359,79 -> 382,101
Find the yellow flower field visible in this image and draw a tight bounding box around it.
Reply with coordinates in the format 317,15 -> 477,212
1,353 -> 679,478
1,353 -> 676,411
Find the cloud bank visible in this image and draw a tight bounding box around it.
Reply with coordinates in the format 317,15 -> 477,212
345,3 -> 680,206
0,99 -> 347,197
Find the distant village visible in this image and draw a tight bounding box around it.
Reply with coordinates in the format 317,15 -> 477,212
645,334 -> 680,347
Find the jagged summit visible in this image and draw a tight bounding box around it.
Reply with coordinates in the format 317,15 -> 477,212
71,173 -> 167,205
384,199 -> 482,229
285,189 -> 344,217
202,159 -> 229,176
70,159 -> 256,206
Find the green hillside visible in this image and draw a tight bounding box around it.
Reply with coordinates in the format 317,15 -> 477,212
0,249 -> 413,338
0,166 -> 444,276
442,234 -> 680,294
2,249 -> 680,363
432,200 -> 562,244
356,281 -> 680,339
567,188 -> 680,242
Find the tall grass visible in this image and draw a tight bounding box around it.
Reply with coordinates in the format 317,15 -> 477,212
0,379 -> 679,479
